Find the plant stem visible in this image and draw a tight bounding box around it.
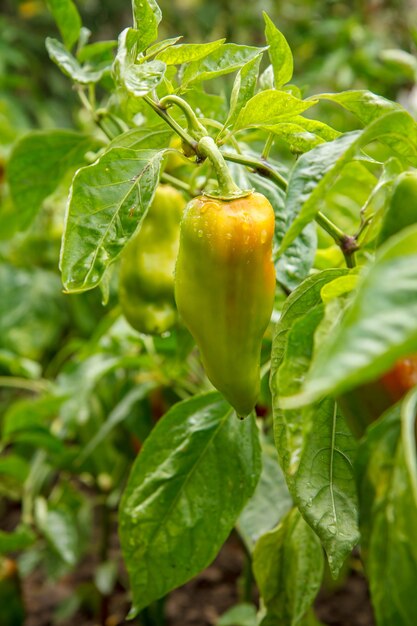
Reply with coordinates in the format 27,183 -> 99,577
222,150 -> 288,191
261,132 -> 274,160
159,94 -> 208,139
315,212 -> 358,267
315,211 -> 346,245
160,172 -> 192,195
198,136 -> 248,198
144,95 -> 198,151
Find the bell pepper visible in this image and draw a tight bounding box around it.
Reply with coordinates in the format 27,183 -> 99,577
119,184 -> 184,335
175,191 -> 276,417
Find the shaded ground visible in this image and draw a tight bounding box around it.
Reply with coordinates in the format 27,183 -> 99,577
21,532 -> 375,626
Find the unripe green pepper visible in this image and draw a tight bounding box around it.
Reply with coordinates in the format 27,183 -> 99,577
119,184 -> 185,335
378,171 -> 417,246
175,192 -> 276,417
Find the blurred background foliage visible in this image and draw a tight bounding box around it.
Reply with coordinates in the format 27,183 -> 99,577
0,2 -> 416,622
1,0 -> 417,149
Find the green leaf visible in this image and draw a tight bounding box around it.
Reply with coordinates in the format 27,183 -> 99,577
131,0 -> 161,51
113,28 -> 166,97
181,44 -> 265,86
0,264 -> 67,361
218,604 -> 258,626
119,392 -> 261,616
262,117 -> 340,154
263,13 -> 293,88
77,40 -> 117,64
270,270 -> 357,574
237,446 -> 292,551
46,0 -> 81,50
0,525 -> 36,554
271,269 -> 350,369
156,39 -> 225,64
272,303 -> 358,574
380,49 -> 417,81
278,110 -> 417,256
356,399 -> 417,626
224,54 -> 262,130
77,384 -> 154,464
7,130 -> 99,229
60,147 -> 166,292
46,37 -> 108,83
145,37 -> 183,58
313,90 -> 402,126
286,225 -> 417,405
108,126 -> 171,149
37,504 -> 79,566
277,132 -> 360,256
123,60 -> 166,96
253,509 -> 324,626
276,225 -> 317,291
0,456 -> 29,483
234,90 -> 316,130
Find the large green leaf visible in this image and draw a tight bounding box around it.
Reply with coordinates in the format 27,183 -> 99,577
253,508 -> 324,626
273,307 -> 358,573
119,392 -> 261,616
356,397 -> 417,626
7,130 -> 99,229
270,270 -> 358,575
284,225 -> 417,405
60,147 -> 166,292
237,445 -> 292,551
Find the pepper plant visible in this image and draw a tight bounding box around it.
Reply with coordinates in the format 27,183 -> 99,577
2,0 -> 417,624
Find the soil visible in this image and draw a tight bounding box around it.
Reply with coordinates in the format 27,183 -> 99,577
20,532 -> 376,626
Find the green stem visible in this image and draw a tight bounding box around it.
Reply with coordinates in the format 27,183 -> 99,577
222,150 -> 288,191
76,86 -> 92,112
159,94 -> 208,139
198,136 -> 248,199
261,132 -> 274,160
144,95 -> 198,151
315,211 -> 358,267
88,84 -> 96,111
315,211 -> 346,245
160,172 -> 192,195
